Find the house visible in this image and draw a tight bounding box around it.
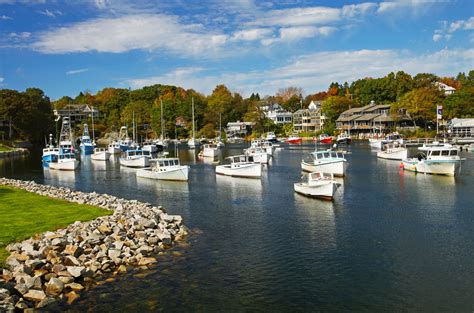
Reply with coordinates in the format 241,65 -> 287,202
449,118 -> 474,137
261,103 -> 293,124
225,121 -> 255,138
54,104 -> 99,124
293,101 -> 326,132
435,82 -> 456,95
336,100 -> 412,133
175,116 -> 187,128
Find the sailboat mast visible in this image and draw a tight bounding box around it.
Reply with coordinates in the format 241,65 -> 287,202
132,111 -> 136,143
192,97 -> 195,140
219,112 -> 221,140
91,106 -> 95,142
160,100 -> 164,141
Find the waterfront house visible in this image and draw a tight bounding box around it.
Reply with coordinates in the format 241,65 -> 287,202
54,104 -> 99,124
336,101 -> 412,134
225,121 -> 255,138
435,82 -> 456,95
293,101 -> 326,132
261,103 -> 293,124
449,118 -> 474,137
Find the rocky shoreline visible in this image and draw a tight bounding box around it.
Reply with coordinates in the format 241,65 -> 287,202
0,148 -> 29,159
0,178 -> 187,311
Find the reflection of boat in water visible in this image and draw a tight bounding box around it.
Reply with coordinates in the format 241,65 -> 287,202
136,175 -> 190,194
215,174 -> 263,195
43,167 -> 76,184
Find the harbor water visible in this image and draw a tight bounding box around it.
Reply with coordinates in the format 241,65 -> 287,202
1,142 -> 473,312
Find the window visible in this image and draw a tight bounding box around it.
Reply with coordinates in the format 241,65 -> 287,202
431,150 -> 440,156
450,150 -> 458,156
441,150 -> 449,156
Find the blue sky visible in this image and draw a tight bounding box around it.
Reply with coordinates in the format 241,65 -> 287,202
0,0 -> 473,99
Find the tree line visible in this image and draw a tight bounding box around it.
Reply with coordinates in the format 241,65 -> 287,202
0,70 -> 473,145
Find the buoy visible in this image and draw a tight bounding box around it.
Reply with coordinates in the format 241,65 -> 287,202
399,163 -> 404,169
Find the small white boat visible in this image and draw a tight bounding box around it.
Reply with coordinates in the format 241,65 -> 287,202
119,149 -> 151,168
402,142 -> 463,176
301,149 -> 347,176
244,147 -> 269,164
49,151 -> 79,171
91,148 -> 111,161
215,155 -> 262,178
200,144 -> 219,158
377,143 -> 408,160
294,172 -> 340,200
370,132 -> 403,150
137,158 -> 189,181
266,132 -> 277,142
42,134 -> 59,167
142,141 -> 158,154
251,139 -> 274,156
336,132 -> 351,144
108,141 -> 122,154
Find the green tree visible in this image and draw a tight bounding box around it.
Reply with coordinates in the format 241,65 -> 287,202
443,87 -> 474,119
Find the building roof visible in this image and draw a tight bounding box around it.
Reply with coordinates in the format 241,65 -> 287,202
364,104 -> 391,112
336,115 -> 359,122
450,118 -> 474,127
354,113 -> 381,122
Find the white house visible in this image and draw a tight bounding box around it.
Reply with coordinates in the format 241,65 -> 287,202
435,82 -> 456,95
261,103 -> 292,124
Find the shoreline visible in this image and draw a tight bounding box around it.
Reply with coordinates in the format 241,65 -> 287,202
0,178 -> 187,311
0,148 -> 29,159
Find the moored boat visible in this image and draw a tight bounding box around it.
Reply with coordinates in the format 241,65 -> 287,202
266,132 -> 278,142
317,134 -> 333,144
49,150 -> 79,171
215,155 -> 262,178
336,132 -> 351,144
42,134 -> 59,167
118,126 -> 133,152
286,134 -> 302,144
401,142 -> 463,176
80,124 -> 96,155
200,144 -> 219,158
244,146 -> 270,164
137,158 -> 189,181
377,143 -> 408,160
119,149 -> 151,168
91,148 -> 111,161
294,172 -> 340,200
108,141 -> 122,154
301,149 -> 347,176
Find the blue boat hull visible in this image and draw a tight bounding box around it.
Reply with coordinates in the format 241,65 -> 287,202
120,144 -> 130,152
42,154 -> 57,167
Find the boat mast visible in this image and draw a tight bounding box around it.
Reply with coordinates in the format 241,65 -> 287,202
219,112 -> 222,140
132,111 -> 136,143
192,97 -> 195,140
91,106 -> 95,143
160,99 -> 164,141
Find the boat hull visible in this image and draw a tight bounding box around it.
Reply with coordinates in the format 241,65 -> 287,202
137,166 -> 189,181
286,138 -> 302,144
108,146 -> 121,154
120,156 -> 150,168
402,159 -> 457,176
377,149 -> 408,160
91,151 -> 111,161
301,160 -> 346,176
215,163 -> 262,178
294,181 -> 337,200
202,149 -> 219,158
49,160 -> 79,171
336,138 -> 351,144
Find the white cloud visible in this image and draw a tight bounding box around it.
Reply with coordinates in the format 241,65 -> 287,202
248,6 -> 342,27
377,0 -> 441,14
279,26 -> 335,41
38,9 -> 62,18
31,14 -> 229,55
433,16 -> 474,42
1,15 -> 12,20
9,32 -> 31,39
231,28 -> 273,41
0,77 -> 4,83
66,68 -> 89,75
341,2 -> 378,19
123,48 -> 474,97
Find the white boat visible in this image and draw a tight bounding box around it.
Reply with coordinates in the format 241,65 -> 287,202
377,143 -> 408,160
42,134 -> 59,167
251,140 -> 274,156
58,117 -> 75,154
200,144 -> 219,158
215,155 -> 262,178
369,137 -> 384,149
119,149 -> 151,168
137,158 -> 189,181
370,132 -> 403,150
265,132 -> 277,142
336,132 -> 351,144
188,97 -> 199,149
142,141 -> 158,154
118,126 -> 133,152
91,148 -> 111,161
80,124 -> 96,155
294,172 -> 340,200
49,151 -> 79,171
402,142 -> 463,176
301,149 -> 347,176
244,147 -> 269,164
108,141 -> 122,154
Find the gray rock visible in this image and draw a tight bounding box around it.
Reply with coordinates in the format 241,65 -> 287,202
36,297 -> 57,309
66,266 -> 85,278
45,277 -> 64,296
23,289 -> 46,302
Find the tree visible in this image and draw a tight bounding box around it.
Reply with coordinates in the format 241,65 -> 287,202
276,87 -> 303,102
443,87 -> 474,119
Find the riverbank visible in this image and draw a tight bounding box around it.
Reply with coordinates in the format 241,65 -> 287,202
0,147 -> 29,159
0,178 -> 186,311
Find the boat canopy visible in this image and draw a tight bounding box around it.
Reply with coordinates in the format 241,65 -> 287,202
228,155 -> 255,163
157,158 -> 181,167
311,150 -> 345,160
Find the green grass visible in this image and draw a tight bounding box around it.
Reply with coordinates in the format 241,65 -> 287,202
0,144 -> 14,152
0,185 -> 112,266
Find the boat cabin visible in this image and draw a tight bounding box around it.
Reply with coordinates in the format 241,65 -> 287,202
156,158 -> 181,168
58,153 -> 76,160
308,172 -> 335,184
229,155 -> 255,164
125,150 -> 151,157
311,150 -> 345,161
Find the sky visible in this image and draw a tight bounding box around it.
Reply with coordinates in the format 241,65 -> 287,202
0,0 -> 473,99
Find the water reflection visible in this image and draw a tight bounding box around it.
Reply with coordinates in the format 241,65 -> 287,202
43,168 -> 76,185
215,174 -> 263,202
136,176 -> 189,194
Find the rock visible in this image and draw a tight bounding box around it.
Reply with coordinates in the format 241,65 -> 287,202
97,224 -> 112,235
63,255 -> 80,266
65,291 -> 80,304
14,283 -> 29,295
66,266 -> 85,278
64,245 -> 83,257
0,288 -> 10,300
36,297 -> 57,309
23,289 -> 46,302
138,257 -> 157,266
52,264 -> 66,274
15,298 -> 30,310
108,249 -> 121,260
117,265 -> 127,274
2,269 -> 13,282
65,283 -> 84,292
58,276 -> 75,284
45,277 -> 64,296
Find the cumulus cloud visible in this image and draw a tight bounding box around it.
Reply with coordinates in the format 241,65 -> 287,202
31,14 -> 229,55
123,48 -> 474,97
279,26 -> 335,41
231,28 -> 273,41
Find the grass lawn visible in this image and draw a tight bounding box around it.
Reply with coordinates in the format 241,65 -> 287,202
0,144 -> 14,152
0,185 -> 112,266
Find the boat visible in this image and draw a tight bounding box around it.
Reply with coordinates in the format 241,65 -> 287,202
251,139 -> 274,156
136,158 -> 189,181
80,124 -> 96,155
119,149 -> 151,168
108,141 -> 122,154
336,132 -> 351,144
42,134 -> 59,167
188,97 -> 199,149
470,144 -> 474,152
401,142 -> 463,176
58,117 -> 75,154
49,150 -> 79,171
377,142 -> 408,160
200,144 -> 219,158
118,126 -> 133,152
294,172 -> 340,200
285,134 -> 302,144
215,155 -> 262,178
91,148 -> 111,161
301,149 -> 347,176
369,137 -> 383,149
265,132 -> 278,142
142,140 -> 158,154
317,134 -> 333,144
370,132 -> 404,150
244,146 -> 270,164
215,112 -> 225,147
